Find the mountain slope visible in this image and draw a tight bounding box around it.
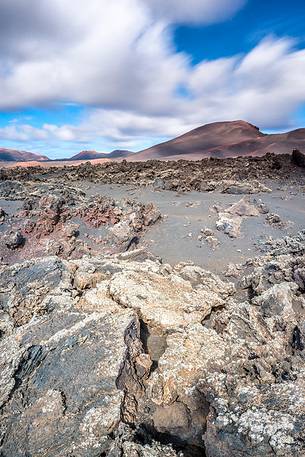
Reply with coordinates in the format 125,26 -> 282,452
0,148 -> 49,162
130,121 -> 305,161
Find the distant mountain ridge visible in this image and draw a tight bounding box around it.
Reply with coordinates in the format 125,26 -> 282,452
131,120 -> 305,161
0,148 -> 49,162
0,148 -> 132,162
70,150 -> 132,160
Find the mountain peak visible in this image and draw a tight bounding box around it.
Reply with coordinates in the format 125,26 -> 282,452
130,120 -> 304,161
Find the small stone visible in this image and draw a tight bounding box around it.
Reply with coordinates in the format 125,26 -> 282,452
5,231 -> 25,250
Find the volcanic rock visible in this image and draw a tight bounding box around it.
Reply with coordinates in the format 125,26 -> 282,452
0,182 -> 161,263
4,230 -> 25,250
222,180 -> 272,195
0,207 -> 6,222
1,153 -> 303,195
0,233 -> 304,456
216,197 -> 261,238
291,149 -> 305,168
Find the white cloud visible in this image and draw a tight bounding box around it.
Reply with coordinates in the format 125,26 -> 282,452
0,0 -> 188,112
1,1 -> 305,156
185,37 -> 305,128
0,0 -> 248,112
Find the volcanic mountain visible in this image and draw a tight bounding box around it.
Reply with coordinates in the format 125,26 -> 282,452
70,149 -> 132,160
0,148 -> 49,162
130,120 -> 305,161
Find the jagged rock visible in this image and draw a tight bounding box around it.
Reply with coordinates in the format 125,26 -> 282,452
142,203 -> 161,226
109,261 -> 234,330
108,424 -> 179,456
0,257 -> 69,326
152,178 -> 166,191
1,153 -> 301,194
222,180 -> 272,195
201,228 -> 214,237
291,149 -> 305,168
200,228 -> 220,249
0,256 -> 146,457
260,230 -> 305,256
0,252 -> 234,456
216,197 -> 261,238
0,180 -> 23,199
110,220 -> 134,242
226,197 -> 260,217
0,182 -> 161,263
0,232 -> 304,456
266,213 -> 284,228
254,200 -> 270,214
216,212 -> 242,238
205,235 -> 220,249
225,263 -> 241,278
0,149 -> 303,457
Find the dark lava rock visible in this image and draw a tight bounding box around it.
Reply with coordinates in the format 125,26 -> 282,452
0,207 -> 6,222
291,149 -> 305,168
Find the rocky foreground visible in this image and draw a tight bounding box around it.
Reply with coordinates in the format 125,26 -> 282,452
0,238 -> 304,457
0,154 -> 304,457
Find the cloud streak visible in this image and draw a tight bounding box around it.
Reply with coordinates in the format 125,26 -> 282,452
143,0 -> 246,25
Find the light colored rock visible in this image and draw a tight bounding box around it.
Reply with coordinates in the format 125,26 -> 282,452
226,197 -> 260,217
109,265 -> 232,330
216,212 -> 242,238
216,197 -> 260,238
222,180 -> 272,194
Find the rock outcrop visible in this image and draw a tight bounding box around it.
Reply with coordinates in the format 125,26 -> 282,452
0,183 -> 161,263
215,197 -> 262,238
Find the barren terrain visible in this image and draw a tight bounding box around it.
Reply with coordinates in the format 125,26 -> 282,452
0,153 -> 304,457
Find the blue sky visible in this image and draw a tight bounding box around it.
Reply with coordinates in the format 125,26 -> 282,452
0,0 -> 305,159
175,0 -> 305,62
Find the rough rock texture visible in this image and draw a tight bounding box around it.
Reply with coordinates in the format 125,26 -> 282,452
0,231 -> 304,456
1,153 -> 304,193
0,182 -> 161,263
0,255 -> 144,456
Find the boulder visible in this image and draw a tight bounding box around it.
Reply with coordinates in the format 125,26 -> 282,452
291,149 -> 305,168
5,230 -> 25,250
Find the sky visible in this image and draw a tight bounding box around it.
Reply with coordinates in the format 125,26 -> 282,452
0,0 -> 305,159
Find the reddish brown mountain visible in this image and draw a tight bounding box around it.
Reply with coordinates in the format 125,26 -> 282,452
70,150 -> 132,160
0,148 -> 49,162
130,120 -> 305,161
